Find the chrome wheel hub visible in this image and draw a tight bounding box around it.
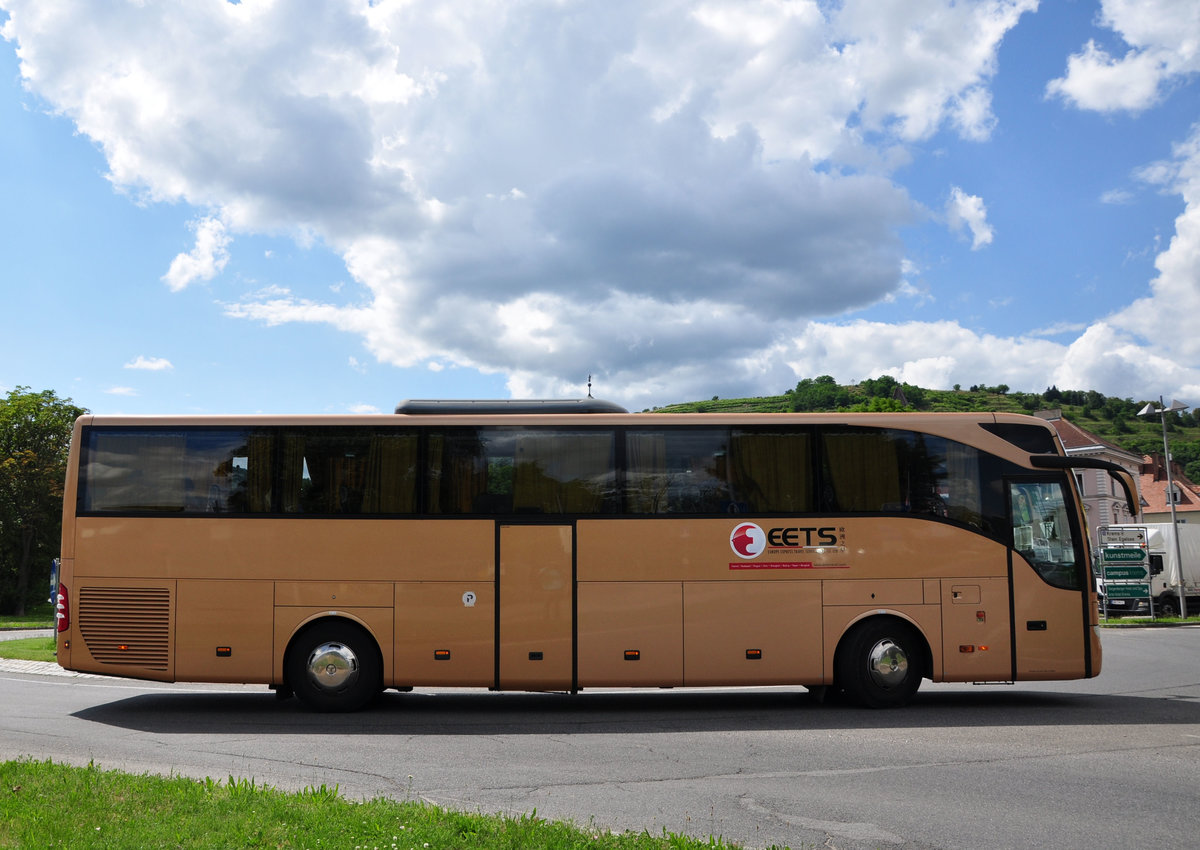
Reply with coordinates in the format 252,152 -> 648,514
306,641 -> 359,692
867,638 -> 909,689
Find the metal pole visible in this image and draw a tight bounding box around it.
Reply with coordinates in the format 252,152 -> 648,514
1157,397 -> 1189,618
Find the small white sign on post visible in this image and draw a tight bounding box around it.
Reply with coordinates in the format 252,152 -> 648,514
1099,526 -> 1146,547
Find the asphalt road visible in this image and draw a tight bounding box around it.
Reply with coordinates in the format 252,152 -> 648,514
2,627 -> 1199,850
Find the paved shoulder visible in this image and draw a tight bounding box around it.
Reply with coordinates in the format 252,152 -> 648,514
0,628 -> 55,641
0,629 -> 98,676
0,658 -> 85,676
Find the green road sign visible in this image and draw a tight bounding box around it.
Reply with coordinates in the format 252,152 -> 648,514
1101,548 -> 1146,564
1105,583 -> 1150,599
1104,565 -> 1149,580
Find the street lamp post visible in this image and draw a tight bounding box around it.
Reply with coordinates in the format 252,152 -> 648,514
1137,397 -> 1190,618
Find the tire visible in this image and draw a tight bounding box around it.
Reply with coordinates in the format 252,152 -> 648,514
1157,596 -> 1180,618
835,618 -> 925,709
286,621 -> 382,712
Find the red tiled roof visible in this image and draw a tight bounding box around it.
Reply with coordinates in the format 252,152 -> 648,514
1139,454 -> 1200,515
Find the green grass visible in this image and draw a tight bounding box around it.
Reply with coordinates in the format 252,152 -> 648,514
0,602 -> 55,631
0,637 -> 56,662
1099,614 -> 1200,627
0,759 -> 759,850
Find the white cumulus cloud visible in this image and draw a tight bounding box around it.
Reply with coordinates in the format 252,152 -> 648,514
1108,125 -> 1200,383
946,187 -> 994,250
161,217 -> 230,292
3,0 -> 1198,409
1046,0 -> 1200,113
124,355 -> 173,371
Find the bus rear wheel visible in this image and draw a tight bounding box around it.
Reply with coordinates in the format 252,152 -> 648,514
287,621 -> 382,712
836,618 -> 925,709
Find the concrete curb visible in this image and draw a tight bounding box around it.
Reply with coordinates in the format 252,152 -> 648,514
0,657 -> 92,677
0,629 -> 100,676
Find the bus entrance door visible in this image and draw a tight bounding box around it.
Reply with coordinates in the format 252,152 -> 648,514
1009,480 -> 1091,680
498,524 -> 574,690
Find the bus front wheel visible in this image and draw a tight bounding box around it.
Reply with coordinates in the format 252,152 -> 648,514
836,618 -> 925,709
286,621 -> 382,712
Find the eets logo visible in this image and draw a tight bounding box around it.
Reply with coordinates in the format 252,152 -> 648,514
729,522 -> 841,559
730,523 -> 766,559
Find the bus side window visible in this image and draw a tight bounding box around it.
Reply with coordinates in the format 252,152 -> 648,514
78,427 -> 273,515
185,430 -> 272,514
821,428 -> 903,511
426,427 -> 615,515
512,430 -> 615,514
480,454 -> 514,514
728,429 -> 811,513
426,430 -> 488,514
821,428 -> 949,516
280,431 -> 369,514
278,428 -> 416,515
625,429 -> 731,514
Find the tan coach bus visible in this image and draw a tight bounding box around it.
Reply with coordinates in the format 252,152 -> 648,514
54,400 -> 1137,711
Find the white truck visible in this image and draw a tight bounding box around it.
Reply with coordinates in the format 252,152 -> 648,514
1097,523 -> 1200,616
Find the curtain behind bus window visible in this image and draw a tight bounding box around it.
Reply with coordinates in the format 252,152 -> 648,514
624,428 -> 812,515
820,428 -> 988,525
426,430 -> 489,514
298,432 -> 364,513
279,428 -> 417,515
728,430 -> 812,513
427,428 -> 615,515
513,431 -> 615,514
362,433 -> 418,513
944,439 -> 982,528
625,432 -> 668,513
821,428 -> 904,512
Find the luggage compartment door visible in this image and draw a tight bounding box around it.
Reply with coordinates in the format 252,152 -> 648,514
498,524 -> 574,689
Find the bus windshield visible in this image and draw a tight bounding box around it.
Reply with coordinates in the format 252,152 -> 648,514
1011,480 -> 1080,589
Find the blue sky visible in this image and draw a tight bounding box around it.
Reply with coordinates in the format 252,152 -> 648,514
2,0 -> 1199,416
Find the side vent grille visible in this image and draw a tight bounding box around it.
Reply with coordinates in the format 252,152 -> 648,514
79,586 -> 170,669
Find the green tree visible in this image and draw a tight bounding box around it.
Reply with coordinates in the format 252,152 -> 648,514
1103,397 -> 1127,421
1012,392 -> 1040,411
0,388 -> 86,615
849,396 -> 909,412
859,375 -> 900,400
899,382 -> 927,409
790,375 -> 850,411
